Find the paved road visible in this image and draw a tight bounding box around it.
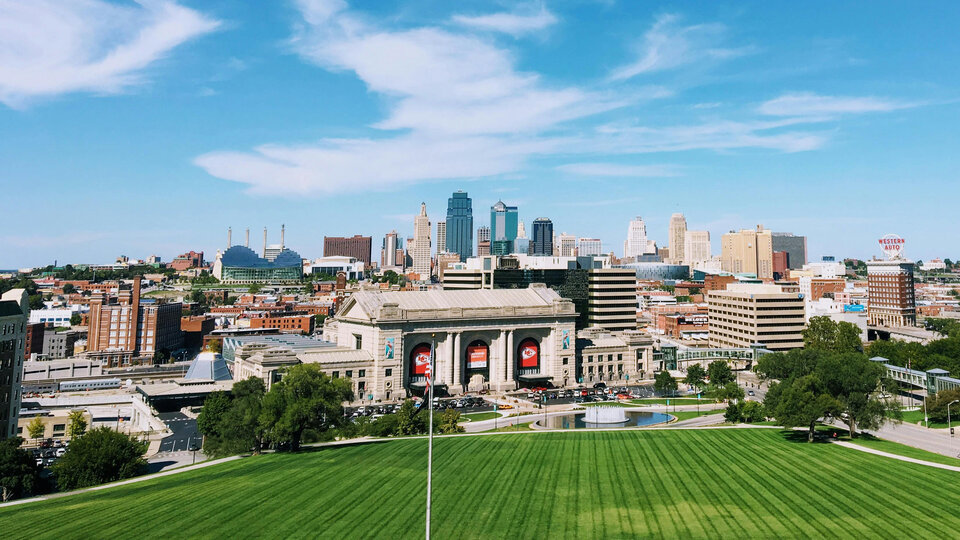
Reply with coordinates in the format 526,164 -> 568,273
156,412 -> 201,453
830,417 -> 960,459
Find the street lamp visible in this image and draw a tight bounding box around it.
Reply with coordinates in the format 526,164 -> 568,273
949,400 -> 959,437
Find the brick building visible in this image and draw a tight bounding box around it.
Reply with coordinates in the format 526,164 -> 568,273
170,251 -> 204,271
247,315 -> 315,334
181,316 -> 216,350
662,312 -> 709,339
323,235 -> 373,266
25,322 -> 44,359
86,276 -> 184,366
867,259 -> 916,327
703,274 -> 737,293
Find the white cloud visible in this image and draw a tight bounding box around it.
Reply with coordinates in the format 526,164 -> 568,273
759,92 -> 912,116
0,0 -> 220,108
590,118 -> 827,154
610,14 -> 751,81
451,6 -> 558,36
556,163 -> 680,177
197,0 -> 617,194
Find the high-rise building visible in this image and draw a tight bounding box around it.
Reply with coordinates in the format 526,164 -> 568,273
381,231 -> 400,268
683,230 -> 711,266
324,234 -> 373,266
707,283 -> 805,351
586,269 -> 638,331
867,259 -> 916,327
517,220 -> 527,239
772,251 -> 790,279
490,201 -> 518,255
557,234 -> 577,257
578,238 -> 603,257
445,191 -> 473,262
668,213 -> 687,264
86,276 -> 184,367
623,216 -> 648,258
721,225 -> 774,278
772,233 -> 807,270
1,289 -> 28,439
436,221 -> 446,256
531,218 -> 554,256
477,226 -> 491,257
411,203 -> 432,278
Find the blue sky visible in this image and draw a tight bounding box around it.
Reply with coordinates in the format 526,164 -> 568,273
1,0 -> 958,268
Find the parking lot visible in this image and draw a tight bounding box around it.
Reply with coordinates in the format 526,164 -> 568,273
507,384 -> 657,405
29,439 -> 69,470
344,396 -> 494,421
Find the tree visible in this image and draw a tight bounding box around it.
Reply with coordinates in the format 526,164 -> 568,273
223,378 -> 267,455
395,400 -> 426,436
707,361 -> 735,387
816,353 -> 900,437
27,417 -> 45,444
438,409 -> 464,434
260,364 -> 353,451
0,437 -> 42,502
69,313 -> 82,326
684,364 -> 707,393
248,283 -> 262,294
653,371 -> 678,397
766,376 -> 838,442
802,316 -> 862,353
52,427 -> 147,490
61,283 -> 76,294
67,410 -> 87,439
712,380 -> 745,403
923,388 -> 960,423
197,391 -> 232,456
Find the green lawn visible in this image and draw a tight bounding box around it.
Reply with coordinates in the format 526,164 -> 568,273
631,398 -> 714,405
897,409 -> 956,429
669,410 -> 723,422
4,429 -> 960,538
481,421 -> 535,433
460,412 -> 501,422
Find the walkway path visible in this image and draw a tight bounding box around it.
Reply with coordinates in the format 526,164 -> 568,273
832,440 -> 960,472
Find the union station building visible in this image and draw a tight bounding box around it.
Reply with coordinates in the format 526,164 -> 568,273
322,285 -> 578,400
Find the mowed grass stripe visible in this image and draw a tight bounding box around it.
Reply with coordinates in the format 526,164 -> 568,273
7,430 -> 960,539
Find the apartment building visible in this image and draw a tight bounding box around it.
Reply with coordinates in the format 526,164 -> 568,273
707,283 -> 805,351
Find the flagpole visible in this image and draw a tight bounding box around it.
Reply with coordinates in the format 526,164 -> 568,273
426,336 -> 435,540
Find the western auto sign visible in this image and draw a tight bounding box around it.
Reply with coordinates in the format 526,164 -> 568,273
411,344 -> 431,375
467,344 -> 488,369
878,234 -> 905,260
519,339 -> 539,368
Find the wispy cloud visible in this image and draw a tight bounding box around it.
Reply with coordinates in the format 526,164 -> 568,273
758,92 -> 914,117
556,163 -> 681,177
0,0 -> 220,108
451,5 -> 558,37
610,14 -> 752,81
196,0 -> 620,194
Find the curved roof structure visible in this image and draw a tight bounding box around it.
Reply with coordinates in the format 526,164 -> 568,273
184,352 -> 233,381
221,246 -> 301,268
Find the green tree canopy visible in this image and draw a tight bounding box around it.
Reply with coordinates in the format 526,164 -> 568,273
52,427 -> 147,491
260,364 -> 353,451
684,364 -> 707,393
68,410 -> 87,439
802,316 -> 863,353
707,360 -> 735,387
653,370 -> 678,397
0,437 -> 42,502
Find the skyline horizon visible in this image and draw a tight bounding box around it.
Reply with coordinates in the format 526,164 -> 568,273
2,1 -> 958,267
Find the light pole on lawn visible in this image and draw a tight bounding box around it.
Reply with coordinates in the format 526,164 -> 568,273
949,400 -> 959,437
425,335 -> 436,540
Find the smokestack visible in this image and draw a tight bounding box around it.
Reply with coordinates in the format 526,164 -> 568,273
228,227 -> 232,248
281,224 -> 285,248
263,227 -> 268,257
245,228 -> 250,248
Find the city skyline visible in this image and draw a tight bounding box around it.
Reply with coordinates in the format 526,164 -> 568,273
2,1 -> 959,267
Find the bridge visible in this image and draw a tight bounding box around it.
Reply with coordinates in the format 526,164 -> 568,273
872,357 -> 960,394
656,345 -> 773,371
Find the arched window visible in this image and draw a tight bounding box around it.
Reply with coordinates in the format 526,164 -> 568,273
518,338 -> 539,369
409,343 -> 431,377
466,340 -> 489,371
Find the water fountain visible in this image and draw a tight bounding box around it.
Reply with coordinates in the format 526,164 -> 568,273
583,406 -> 629,424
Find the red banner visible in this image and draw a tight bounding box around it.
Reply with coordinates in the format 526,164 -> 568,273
411,343 -> 431,376
467,344 -> 488,368
519,339 -> 539,368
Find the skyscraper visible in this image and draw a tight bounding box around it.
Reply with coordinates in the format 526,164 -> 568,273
411,203 -> 431,278
772,232 -> 808,270
531,218 -> 554,256
721,225 -> 774,278
477,225 -> 490,256
668,213 -> 687,264
557,233 -> 577,257
490,200 -> 518,256
381,230 -> 400,268
436,221 -> 446,255
578,238 -> 603,257
445,191 -> 473,262
623,216 -> 648,258
683,230 -> 711,266
324,234 -> 372,266
1,289 -> 28,439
